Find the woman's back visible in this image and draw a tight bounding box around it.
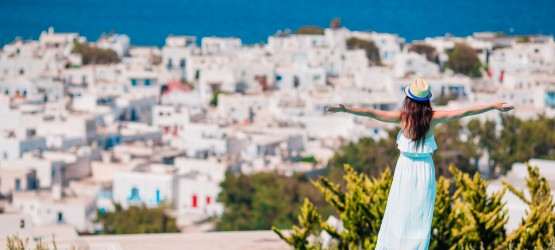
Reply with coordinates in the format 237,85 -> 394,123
397,129 -> 438,158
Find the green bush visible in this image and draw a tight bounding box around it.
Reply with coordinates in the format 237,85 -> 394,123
95,203 -> 179,234
273,163 -> 555,249
5,235 -> 63,250
217,172 -> 334,231
295,26 -> 325,35
446,43 -> 482,77
72,42 -> 120,65
409,43 -> 439,63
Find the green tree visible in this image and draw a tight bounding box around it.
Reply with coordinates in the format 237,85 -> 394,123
329,130 -> 397,180
217,171 -> 332,231
449,166 -> 507,249
434,122 -> 480,177
467,119 -> 500,178
209,90 -> 222,107
314,164 -> 392,249
95,204 -> 179,234
516,36 -> 530,43
430,176 -> 457,249
274,164 -> 555,249
330,18 -> 342,30
346,37 -> 381,66
295,26 -> 325,35
446,43 -> 482,77
500,164 -> 555,249
272,198 -> 322,250
72,42 -> 120,65
495,115 -> 555,174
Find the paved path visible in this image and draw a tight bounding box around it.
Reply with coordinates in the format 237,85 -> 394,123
79,230 -> 289,250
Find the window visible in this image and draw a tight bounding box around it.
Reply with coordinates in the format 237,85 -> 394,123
293,76 -> 300,88
131,79 -> 137,86
129,187 -> 140,201
206,196 -> 211,205
15,179 -> 21,191
167,59 -> 173,69
20,219 -> 25,229
57,212 -> 63,223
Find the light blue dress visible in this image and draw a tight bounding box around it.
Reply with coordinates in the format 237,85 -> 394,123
375,130 -> 437,250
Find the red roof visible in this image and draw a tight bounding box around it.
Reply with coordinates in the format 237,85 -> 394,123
163,81 -> 190,95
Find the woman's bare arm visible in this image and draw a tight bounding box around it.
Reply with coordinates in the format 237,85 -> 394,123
325,104 -> 401,123
434,101 -> 514,123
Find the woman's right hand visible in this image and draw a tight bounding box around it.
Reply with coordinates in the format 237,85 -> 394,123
325,104 -> 346,113
493,101 -> 515,112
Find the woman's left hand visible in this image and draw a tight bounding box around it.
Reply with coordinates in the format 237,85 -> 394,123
493,102 -> 515,112
325,104 -> 346,113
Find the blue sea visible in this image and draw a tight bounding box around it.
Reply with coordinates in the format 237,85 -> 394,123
0,0 -> 554,46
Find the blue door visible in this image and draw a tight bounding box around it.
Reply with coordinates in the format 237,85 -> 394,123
155,189 -> 161,204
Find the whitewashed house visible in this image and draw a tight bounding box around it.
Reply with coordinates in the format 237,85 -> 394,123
0,167 -> 38,196
113,164 -> 178,208
12,188 -> 97,232
201,37 -> 242,56
96,33 -> 130,57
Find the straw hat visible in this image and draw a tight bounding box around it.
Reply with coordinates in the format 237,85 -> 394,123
404,78 -> 432,101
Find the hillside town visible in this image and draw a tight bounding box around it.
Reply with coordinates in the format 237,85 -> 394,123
0,26 -> 554,249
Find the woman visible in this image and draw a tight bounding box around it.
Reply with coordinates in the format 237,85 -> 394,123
325,78 -> 514,250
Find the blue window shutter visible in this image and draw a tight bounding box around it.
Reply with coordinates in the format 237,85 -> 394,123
155,189 -> 161,204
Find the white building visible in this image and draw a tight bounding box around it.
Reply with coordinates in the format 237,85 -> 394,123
351,31 -> 403,66
96,33 -> 130,57
12,188 -> 97,232
2,155 -> 63,189
201,37 -> 242,55
177,173 -> 222,216
0,213 -> 33,242
0,131 -> 46,165
152,105 -> 190,137
162,35 -> 197,81
488,37 -> 555,83
394,51 -> 440,78
0,167 -> 38,196
113,164 -> 178,208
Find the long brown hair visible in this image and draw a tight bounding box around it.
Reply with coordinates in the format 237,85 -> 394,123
401,97 -> 434,148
